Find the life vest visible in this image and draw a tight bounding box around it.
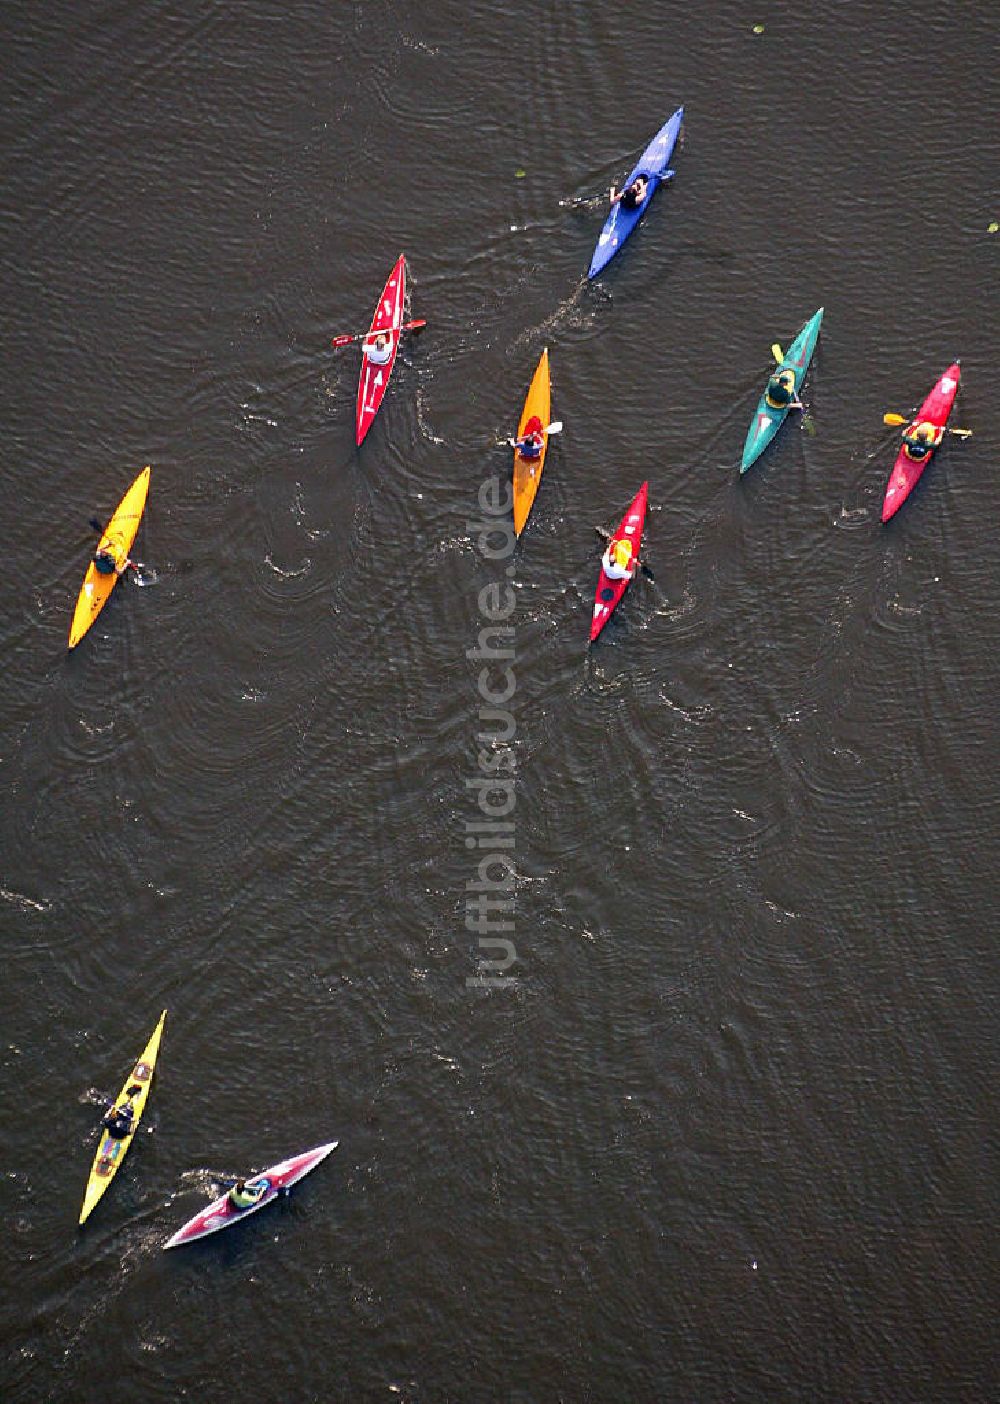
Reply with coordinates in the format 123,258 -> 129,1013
765,372 -> 795,411
902,421 -> 942,461
229,1180 -> 266,1210
603,539 -> 634,580
518,416 -> 544,459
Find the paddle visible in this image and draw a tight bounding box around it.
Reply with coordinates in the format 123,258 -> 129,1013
502,420 -> 564,448
882,412 -> 973,439
593,527 -> 655,581
559,169 -> 674,210
330,318 -> 426,349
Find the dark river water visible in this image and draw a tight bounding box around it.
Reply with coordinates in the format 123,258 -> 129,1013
2,2 -> 997,1400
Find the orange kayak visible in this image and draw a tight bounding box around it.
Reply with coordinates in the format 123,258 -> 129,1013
68,467 -> 150,649
513,348 -> 551,537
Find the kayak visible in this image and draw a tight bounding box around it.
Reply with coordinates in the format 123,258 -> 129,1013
79,1010 -> 167,1226
356,253 -> 407,446
513,348 -> 551,537
741,307 -> 824,473
68,466 -> 151,649
590,482 -> 649,642
164,1141 -> 339,1249
881,362 -> 961,522
588,106 -> 683,279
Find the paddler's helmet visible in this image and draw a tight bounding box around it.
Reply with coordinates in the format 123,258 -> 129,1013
776,369 -> 795,389
612,539 -> 633,570
915,421 -> 936,442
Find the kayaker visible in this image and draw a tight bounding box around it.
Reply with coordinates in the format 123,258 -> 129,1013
902,420 -> 943,461
514,416 -> 545,461
228,1177 -> 268,1212
602,537 -> 636,582
102,1090 -> 139,1140
610,174 -> 649,211
765,368 -> 803,412
93,546 -> 130,577
363,331 -> 394,366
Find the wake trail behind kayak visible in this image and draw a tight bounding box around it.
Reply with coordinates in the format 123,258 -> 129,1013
508,277 -> 592,357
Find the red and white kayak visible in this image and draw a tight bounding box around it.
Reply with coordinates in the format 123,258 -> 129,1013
590,482 -> 649,642
881,362 -> 961,522
163,1141 -> 338,1249
356,254 -> 407,446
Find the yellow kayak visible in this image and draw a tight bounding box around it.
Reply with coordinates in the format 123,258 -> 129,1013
513,349 -> 551,537
68,466 -> 151,649
79,1009 -> 166,1226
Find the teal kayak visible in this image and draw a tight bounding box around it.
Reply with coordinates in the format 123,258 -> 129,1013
741,307 -> 824,473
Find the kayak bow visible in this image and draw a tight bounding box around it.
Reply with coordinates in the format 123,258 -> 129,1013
68,467 -> 151,649
79,1010 -> 167,1226
164,1141 -> 339,1249
590,482 -> 649,642
588,106 -> 683,279
741,308 -> 824,473
513,348 -> 552,537
881,362 -> 961,521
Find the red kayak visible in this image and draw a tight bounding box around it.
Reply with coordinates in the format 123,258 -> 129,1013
163,1141 -> 338,1249
590,482 -> 649,642
881,362 -> 960,522
356,254 -> 407,446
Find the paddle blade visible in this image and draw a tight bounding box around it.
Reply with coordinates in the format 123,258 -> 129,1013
883,412 -> 908,427
545,421 -> 564,435
771,343 -> 784,365
949,427 -> 973,439
406,319 -> 427,334
331,335 -> 354,348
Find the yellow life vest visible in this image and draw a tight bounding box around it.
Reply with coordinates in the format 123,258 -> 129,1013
612,539 -> 633,570
765,370 -> 796,410
229,1181 -> 264,1210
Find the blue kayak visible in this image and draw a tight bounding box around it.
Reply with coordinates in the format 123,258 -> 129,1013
740,307 -> 824,474
587,106 -> 684,279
